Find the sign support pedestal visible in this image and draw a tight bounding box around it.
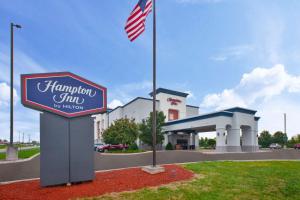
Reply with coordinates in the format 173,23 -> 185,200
40,112 -> 94,187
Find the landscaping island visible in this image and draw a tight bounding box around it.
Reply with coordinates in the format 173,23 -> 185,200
0,161 -> 299,200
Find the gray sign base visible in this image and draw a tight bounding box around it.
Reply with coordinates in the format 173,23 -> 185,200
6,146 -> 18,161
40,112 -> 94,187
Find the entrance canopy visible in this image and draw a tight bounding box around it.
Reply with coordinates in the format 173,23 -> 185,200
162,107 -> 260,152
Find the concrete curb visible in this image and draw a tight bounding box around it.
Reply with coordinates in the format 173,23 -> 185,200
0,153 -> 40,165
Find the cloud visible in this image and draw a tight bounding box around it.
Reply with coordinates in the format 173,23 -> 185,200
109,80 -> 152,103
200,64 -> 300,137
0,82 -> 18,106
210,44 -> 255,62
185,90 -> 195,99
0,45 -> 46,87
0,108 -> 40,141
108,99 -> 123,109
201,89 -> 246,110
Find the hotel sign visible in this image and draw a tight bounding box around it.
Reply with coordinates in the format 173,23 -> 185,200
21,72 -> 107,118
167,97 -> 181,105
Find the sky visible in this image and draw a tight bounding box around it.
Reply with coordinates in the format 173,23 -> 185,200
1,0 -> 300,141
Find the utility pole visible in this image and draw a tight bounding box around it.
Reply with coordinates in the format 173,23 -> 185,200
6,23 -> 22,161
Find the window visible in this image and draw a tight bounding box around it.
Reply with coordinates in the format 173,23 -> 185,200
168,109 -> 179,121
97,121 -> 100,135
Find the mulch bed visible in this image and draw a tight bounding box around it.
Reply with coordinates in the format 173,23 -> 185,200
0,165 -> 194,200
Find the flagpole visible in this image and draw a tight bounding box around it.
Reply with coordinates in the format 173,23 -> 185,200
152,0 -> 157,168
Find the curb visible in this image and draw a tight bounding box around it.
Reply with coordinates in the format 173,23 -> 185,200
0,153 -> 40,165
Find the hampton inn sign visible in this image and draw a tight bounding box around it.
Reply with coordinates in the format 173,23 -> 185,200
21,72 -> 107,118
21,72 -> 107,187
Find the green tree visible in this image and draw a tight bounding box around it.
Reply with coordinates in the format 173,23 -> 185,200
139,111 -> 166,147
199,137 -> 206,147
258,130 -> 272,148
165,142 -> 173,150
102,118 -> 138,145
273,131 -> 288,146
207,138 -> 216,148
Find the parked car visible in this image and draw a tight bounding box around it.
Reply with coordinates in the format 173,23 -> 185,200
294,143 -> 300,149
94,143 -> 105,151
96,144 -> 128,152
269,143 -> 282,149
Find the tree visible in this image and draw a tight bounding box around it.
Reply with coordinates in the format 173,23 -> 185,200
207,139 -> 216,148
165,142 -> 173,150
139,111 -> 166,147
273,131 -> 288,146
258,130 -> 272,148
102,118 -> 138,145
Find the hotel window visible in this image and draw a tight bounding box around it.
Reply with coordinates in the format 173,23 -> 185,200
97,121 -> 100,135
168,109 -> 179,121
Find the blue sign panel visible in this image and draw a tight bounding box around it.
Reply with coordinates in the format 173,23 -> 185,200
21,72 -> 107,118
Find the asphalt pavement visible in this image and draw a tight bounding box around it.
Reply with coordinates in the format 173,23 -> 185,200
0,149 -> 299,183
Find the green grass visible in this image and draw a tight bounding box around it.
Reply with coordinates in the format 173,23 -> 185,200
0,148 -> 40,160
0,144 -> 37,150
89,161 -> 300,200
106,149 -> 146,153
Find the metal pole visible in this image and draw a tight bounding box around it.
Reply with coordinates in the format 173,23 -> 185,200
10,23 -> 14,146
152,0 -> 157,167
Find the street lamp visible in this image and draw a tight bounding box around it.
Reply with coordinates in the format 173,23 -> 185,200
7,22 -> 22,161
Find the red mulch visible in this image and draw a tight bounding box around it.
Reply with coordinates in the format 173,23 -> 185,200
0,165 -> 194,200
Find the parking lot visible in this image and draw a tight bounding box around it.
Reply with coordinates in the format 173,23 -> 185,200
0,149 -> 299,183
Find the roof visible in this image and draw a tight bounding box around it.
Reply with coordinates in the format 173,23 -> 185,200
149,88 -> 189,97
223,107 -> 257,115
164,107 -> 260,126
186,105 -> 199,108
109,97 -> 159,113
164,111 -> 234,126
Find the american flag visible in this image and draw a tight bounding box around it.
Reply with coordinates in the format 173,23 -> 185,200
125,0 -> 152,42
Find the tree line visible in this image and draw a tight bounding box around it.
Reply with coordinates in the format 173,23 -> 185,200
258,130 -> 300,148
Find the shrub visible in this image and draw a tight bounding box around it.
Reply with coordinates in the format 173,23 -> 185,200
165,142 -> 173,150
129,143 -> 139,150
103,118 -> 138,145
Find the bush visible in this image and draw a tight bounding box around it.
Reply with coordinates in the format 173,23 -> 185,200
103,118 -> 138,145
129,143 -> 139,150
165,142 -> 173,150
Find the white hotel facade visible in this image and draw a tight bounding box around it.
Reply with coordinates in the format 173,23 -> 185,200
94,88 -> 260,152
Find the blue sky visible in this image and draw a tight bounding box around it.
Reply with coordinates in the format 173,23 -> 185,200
1,0 -> 300,141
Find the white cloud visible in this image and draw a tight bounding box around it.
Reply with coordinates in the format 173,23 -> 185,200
210,44 -> 255,62
108,99 -> 123,109
0,45 -> 46,87
201,89 -> 246,110
200,64 -> 300,137
185,90 -> 195,99
0,82 -> 18,106
109,80 -> 152,103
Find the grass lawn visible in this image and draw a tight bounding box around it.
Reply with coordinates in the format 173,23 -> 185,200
106,149 -> 146,153
0,144 -> 36,150
90,161 -> 300,200
0,147 -> 40,160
